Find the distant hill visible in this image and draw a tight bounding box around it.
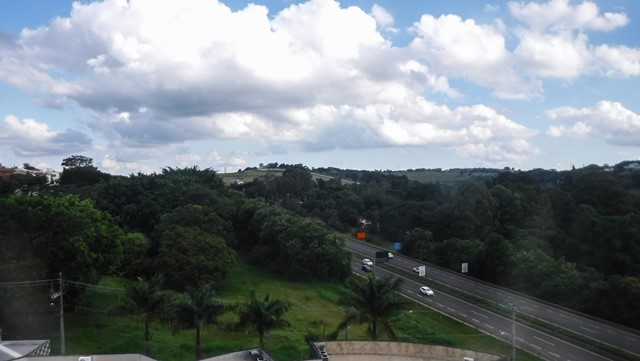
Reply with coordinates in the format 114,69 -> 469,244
219,166 -> 506,188
394,168 -> 505,187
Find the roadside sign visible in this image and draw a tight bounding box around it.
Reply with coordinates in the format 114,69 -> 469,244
394,242 -> 401,250
375,250 -> 389,263
462,262 -> 468,273
356,232 -> 365,239
419,265 -> 425,277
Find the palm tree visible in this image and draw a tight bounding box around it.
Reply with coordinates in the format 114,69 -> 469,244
338,275 -> 412,340
234,290 -> 291,348
171,283 -> 225,360
109,276 -> 171,356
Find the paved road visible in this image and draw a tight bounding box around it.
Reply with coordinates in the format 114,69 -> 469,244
348,240 -> 640,361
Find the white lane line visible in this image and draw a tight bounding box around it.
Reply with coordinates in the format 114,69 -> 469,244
472,318 -> 479,323
459,313 -> 467,317
549,352 -> 560,358
484,324 -> 494,329
580,326 -> 596,334
471,310 -> 489,318
533,336 -> 555,346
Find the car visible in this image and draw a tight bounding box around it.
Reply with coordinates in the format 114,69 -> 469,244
413,267 -> 420,273
362,258 -> 374,266
361,264 -> 372,272
388,252 -> 394,259
419,286 -> 434,296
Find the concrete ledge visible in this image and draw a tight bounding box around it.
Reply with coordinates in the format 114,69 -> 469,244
311,341 -> 503,361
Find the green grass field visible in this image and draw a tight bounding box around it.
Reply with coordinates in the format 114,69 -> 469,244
61,257 -> 541,361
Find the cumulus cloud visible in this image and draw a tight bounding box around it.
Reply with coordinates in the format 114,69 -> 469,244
592,45 -> 640,76
303,97 -> 539,163
370,4 -> 394,27
509,0 -> 638,79
410,13 -> 541,99
0,115 -> 91,156
514,30 -> 591,78
9,0 -> 637,170
508,0 -> 629,32
546,101 -> 640,146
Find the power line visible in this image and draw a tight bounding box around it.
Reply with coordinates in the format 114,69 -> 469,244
64,280 -> 124,293
0,278 -> 57,287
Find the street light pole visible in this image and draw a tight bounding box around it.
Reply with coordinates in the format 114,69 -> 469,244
59,272 -> 65,355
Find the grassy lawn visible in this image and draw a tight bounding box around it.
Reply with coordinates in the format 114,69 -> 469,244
62,257 -> 542,361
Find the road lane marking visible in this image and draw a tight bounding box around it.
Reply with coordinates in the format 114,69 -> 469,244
471,310 -> 488,318
580,326 -> 596,334
533,336 -> 555,346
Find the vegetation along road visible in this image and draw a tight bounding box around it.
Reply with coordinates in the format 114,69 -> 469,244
347,239 -> 640,361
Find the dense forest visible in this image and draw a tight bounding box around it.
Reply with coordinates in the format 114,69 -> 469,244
1,157 -> 639,340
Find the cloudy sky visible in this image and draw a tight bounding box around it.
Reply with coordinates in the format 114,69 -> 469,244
1,0 -> 639,174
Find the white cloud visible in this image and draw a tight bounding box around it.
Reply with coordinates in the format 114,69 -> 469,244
410,13 -> 540,99
546,101 -> 640,146
370,4 -> 394,28
208,150 -> 249,170
547,122 -> 592,137
592,44 -> 640,77
508,0 -> 629,32
10,0 -> 637,170
0,115 -> 92,156
176,154 -> 202,166
514,30 -> 591,78
508,0 -> 637,80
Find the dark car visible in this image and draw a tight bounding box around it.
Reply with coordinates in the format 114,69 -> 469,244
361,264 -> 373,272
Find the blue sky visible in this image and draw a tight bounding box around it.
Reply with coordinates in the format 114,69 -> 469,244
1,0 -> 639,174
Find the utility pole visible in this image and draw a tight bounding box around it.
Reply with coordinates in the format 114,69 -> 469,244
59,272 -> 65,355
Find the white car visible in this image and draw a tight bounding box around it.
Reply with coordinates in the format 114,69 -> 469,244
419,286 -> 434,296
388,252 -> 394,259
362,258 -> 374,266
413,267 -> 421,273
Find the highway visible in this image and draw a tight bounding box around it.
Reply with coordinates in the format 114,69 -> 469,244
347,239 -> 640,361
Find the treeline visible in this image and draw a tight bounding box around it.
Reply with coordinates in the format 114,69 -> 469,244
0,158 -> 351,339
234,162 -> 640,329
2,157 -> 640,332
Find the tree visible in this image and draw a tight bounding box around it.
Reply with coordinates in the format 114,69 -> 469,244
61,155 -> 94,168
154,226 -> 236,291
109,277 -> 172,356
170,284 -> 224,360
276,167 -> 315,199
22,163 -> 38,171
119,232 -> 151,278
0,194 -> 125,338
338,275 -> 412,340
234,290 -> 291,348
